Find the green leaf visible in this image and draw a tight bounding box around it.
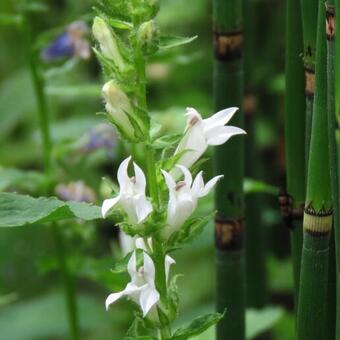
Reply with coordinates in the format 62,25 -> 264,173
168,213 -> 213,247
152,133 -> 183,149
0,14 -> 21,26
108,18 -> 133,30
159,35 -> 198,50
0,193 -> 101,227
168,275 -> 182,321
244,178 -> 278,196
0,168 -> 46,192
172,312 -> 224,340
246,307 -> 284,339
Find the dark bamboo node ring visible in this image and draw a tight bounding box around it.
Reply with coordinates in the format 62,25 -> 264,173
214,217 -> 244,251
213,29 -> 243,62
326,5 -> 335,41
278,189 -> 304,229
304,66 -> 315,99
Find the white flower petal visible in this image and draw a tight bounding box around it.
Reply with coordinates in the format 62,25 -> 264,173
133,162 -> 147,194
203,107 -> 238,128
105,291 -> 124,311
165,255 -> 176,281
117,156 -> 132,192
134,196 -> 153,223
161,169 -> 176,190
102,196 -> 120,218
119,232 -> 135,256
206,126 -> 246,146
185,107 -> 202,123
176,165 -> 193,186
201,175 -> 224,197
191,171 -> 205,198
139,286 -> 160,317
143,252 -> 156,284
127,251 -> 137,279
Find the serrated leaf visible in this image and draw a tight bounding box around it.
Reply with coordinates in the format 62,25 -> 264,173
172,312 -> 224,340
159,35 -> 198,50
246,306 -> 284,339
0,193 -> 101,227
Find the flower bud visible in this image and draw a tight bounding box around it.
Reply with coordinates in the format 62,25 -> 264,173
137,20 -> 159,55
102,80 -> 136,140
92,17 -> 125,71
128,0 -> 160,21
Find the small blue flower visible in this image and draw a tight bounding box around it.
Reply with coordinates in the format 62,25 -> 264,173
41,21 -> 90,61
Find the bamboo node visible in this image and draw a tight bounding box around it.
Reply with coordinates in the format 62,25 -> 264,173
214,217 -> 244,251
304,67 -> 315,98
326,5 -> 335,41
303,203 -> 333,234
278,189 -> 304,229
213,29 -> 243,62
244,92 -> 257,119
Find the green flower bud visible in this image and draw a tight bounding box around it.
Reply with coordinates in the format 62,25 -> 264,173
92,17 -> 125,71
137,20 -> 159,56
102,80 -> 136,140
128,0 -> 160,21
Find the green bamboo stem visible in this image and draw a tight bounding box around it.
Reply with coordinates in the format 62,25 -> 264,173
212,1 -> 245,339
325,1 -> 340,338
300,0 -> 318,162
21,12 -> 80,340
243,0 -> 267,308
335,0 -> 340,338
296,1 -> 333,339
284,0 -> 306,303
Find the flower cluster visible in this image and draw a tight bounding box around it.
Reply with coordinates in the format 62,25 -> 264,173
92,0 -> 245,336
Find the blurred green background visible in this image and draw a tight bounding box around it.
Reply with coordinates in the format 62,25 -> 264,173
0,0 -> 294,339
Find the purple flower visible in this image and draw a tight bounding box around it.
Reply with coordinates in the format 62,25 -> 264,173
41,21 -> 90,61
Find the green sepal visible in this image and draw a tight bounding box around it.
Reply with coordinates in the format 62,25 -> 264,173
166,213 -> 214,247
158,150 -> 190,172
152,133 -> 183,150
171,312 -> 225,340
110,249 -> 143,274
159,35 -> 198,50
168,274 -> 182,321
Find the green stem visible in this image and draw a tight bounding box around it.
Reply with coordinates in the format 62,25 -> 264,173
213,0 -> 245,339
297,1 -> 333,339
53,224 -> 80,340
284,0 -> 306,304
21,11 -> 79,340
243,0 -> 267,308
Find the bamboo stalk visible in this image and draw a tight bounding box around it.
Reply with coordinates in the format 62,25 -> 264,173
325,1 -> 340,338
244,0 -> 267,308
296,1 -> 333,339
212,1 -> 245,339
300,0 -> 319,161
335,0 -> 340,337
284,0 -> 306,303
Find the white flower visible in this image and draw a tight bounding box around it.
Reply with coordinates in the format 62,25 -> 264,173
102,157 -> 153,224
92,16 -> 125,70
161,165 -> 223,239
102,80 -> 137,140
172,107 -> 245,177
105,242 -> 175,317
105,251 -> 160,316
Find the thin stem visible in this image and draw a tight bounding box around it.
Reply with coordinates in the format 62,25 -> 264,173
53,224 -> 80,340
22,16 -> 52,180
21,11 -> 80,340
